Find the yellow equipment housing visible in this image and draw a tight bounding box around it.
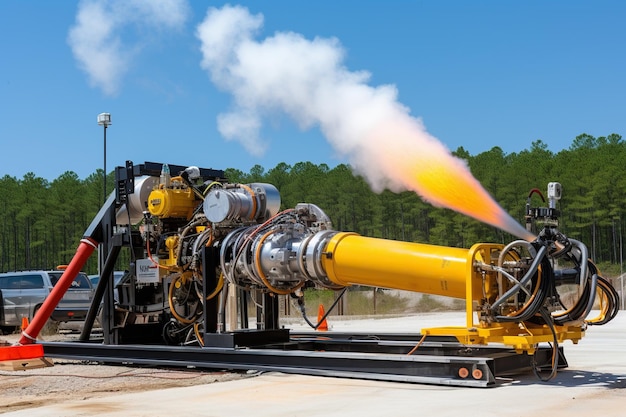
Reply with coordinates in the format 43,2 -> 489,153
148,184 -> 196,219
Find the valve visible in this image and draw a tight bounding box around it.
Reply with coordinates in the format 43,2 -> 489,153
525,182 -> 561,233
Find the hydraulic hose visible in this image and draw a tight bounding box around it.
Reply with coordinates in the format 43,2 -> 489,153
553,273 -> 592,325
532,307 -> 560,381
503,256 -> 552,323
586,275 -> 620,325
168,273 -> 202,324
294,287 -> 348,330
490,245 -> 547,321
583,265 -> 620,325
569,239 -> 589,288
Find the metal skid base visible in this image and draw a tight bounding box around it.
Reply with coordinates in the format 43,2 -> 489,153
40,329 -> 566,388
204,329 -> 290,348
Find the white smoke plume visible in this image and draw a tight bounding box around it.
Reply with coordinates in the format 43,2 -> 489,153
196,5 -> 445,193
68,0 -> 189,95
196,5 -> 534,241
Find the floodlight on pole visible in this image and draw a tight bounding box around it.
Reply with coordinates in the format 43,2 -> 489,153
97,113 -> 112,204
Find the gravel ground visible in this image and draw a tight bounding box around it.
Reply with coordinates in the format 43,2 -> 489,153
0,331 -> 249,414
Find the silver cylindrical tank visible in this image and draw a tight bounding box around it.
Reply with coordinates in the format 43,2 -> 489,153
203,183 -> 281,223
116,176 -> 160,224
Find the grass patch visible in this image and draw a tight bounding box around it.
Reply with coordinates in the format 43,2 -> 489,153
414,294 -> 454,312
282,288 -> 462,317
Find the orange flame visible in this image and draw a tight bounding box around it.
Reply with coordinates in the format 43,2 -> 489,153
366,120 -> 535,241
411,155 -> 535,241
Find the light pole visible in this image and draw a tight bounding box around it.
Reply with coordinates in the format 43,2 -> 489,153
97,113 -> 112,204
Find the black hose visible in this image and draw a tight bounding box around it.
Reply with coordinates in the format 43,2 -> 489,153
499,255 -> 553,323
551,239 -> 597,324
295,287 -> 348,330
491,245 -> 546,313
553,276 -> 592,325
532,307 -> 559,381
587,275 -> 620,325
492,245 -> 549,322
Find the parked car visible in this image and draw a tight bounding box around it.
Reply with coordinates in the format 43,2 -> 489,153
0,269 -> 94,334
88,271 -> 127,304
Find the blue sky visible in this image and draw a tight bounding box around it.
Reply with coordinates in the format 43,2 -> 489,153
1,1 -> 625,182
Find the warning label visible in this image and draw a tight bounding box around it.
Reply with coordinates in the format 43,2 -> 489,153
136,258 -> 159,283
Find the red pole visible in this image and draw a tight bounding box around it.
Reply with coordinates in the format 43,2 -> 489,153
18,238 -> 98,345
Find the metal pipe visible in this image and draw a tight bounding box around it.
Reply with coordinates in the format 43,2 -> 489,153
320,233 -> 470,299
19,238 -> 98,345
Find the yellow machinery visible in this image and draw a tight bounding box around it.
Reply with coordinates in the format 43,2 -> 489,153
128,163 -> 619,354
207,182 -> 618,354
10,161 -> 619,385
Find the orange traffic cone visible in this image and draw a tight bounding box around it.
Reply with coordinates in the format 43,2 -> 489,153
316,304 -> 329,331
21,317 -> 29,331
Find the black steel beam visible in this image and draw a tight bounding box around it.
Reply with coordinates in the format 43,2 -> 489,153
41,340 -> 497,387
134,161 -> 224,181
45,327 -> 565,388
40,330 -> 565,388
286,332 -> 567,376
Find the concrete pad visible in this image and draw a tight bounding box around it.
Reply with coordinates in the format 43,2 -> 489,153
3,312 -> 625,417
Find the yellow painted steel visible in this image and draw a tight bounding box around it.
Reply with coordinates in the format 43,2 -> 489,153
462,243 -> 508,328
321,232 -> 472,299
420,322 -> 584,353
319,233 -> 583,351
163,236 -> 179,267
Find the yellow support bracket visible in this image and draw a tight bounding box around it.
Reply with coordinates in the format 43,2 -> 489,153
422,323 -> 584,354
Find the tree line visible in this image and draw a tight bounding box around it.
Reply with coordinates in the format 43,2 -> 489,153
1,133 -> 624,274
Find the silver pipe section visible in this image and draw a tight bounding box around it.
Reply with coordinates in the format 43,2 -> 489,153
213,201 -> 339,292
219,224 -> 339,292
203,183 -> 281,223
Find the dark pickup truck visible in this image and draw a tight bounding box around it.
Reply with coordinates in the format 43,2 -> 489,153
0,270 -> 94,334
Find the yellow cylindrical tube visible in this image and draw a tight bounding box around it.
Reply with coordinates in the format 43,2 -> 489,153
321,232 -> 470,299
